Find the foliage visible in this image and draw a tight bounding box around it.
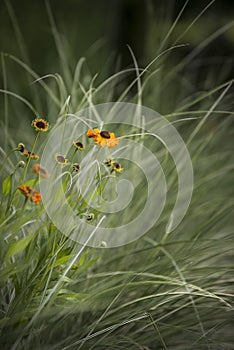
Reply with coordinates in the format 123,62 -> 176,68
0,1 -> 234,349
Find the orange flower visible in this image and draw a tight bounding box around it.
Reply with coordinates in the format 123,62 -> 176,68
18,185 -> 32,199
18,185 -> 42,204
23,150 -> 39,160
32,164 -> 50,178
86,128 -> 119,149
30,190 -> 42,204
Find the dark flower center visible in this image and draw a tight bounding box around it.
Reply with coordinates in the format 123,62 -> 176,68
36,121 -> 46,129
75,142 -> 83,148
73,164 -> 80,171
39,167 -> 47,175
100,131 -> 111,139
18,144 -> 25,153
57,155 -> 65,163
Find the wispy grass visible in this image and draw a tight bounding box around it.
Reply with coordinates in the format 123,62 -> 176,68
0,1 -> 234,349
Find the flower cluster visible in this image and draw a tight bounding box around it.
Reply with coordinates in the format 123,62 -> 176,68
16,118 -> 50,206
16,121 -> 122,210
18,143 -> 39,160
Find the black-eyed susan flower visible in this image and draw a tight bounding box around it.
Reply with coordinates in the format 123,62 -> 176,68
32,118 -> 49,132
112,161 -> 123,172
105,158 -> 123,172
17,143 -> 25,154
18,185 -> 42,204
72,163 -> 80,172
73,140 -> 85,150
55,154 -> 67,166
86,128 -> 119,149
32,164 -> 50,179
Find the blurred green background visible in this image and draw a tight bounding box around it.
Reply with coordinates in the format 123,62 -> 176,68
0,0 -> 233,140
0,0 -> 233,81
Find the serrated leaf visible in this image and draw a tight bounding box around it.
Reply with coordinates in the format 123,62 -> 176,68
2,174 -> 12,196
5,234 -> 34,260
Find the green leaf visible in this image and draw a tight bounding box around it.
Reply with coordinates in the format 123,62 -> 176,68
54,255 -> 73,267
5,234 -> 34,260
2,174 -> 12,196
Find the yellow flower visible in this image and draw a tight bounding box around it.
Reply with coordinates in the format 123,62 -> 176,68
86,128 -> 119,149
55,154 -> 67,166
105,158 -> 123,172
32,118 -> 49,132
32,164 -> 50,179
73,140 -> 85,150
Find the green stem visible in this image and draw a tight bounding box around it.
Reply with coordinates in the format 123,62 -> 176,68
21,196 -> 29,212
64,149 -> 78,190
20,131 -> 40,183
7,132 -> 40,211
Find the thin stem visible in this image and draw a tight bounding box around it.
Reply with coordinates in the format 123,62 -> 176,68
21,131 -> 40,183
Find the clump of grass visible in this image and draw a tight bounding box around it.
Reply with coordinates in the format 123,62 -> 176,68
0,2 -> 234,350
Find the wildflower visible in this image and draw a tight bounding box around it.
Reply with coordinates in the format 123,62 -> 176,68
23,150 -> 39,160
32,164 -> 50,178
55,154 -> 67,166
72,163 -> 80,172
112,161 -> 123,172
30,190 -> 42,204
17,143 -> 25,154
17,143 -> 39,160
18,185 -> 31,198
105,158 -> 123,172
32,118 -> 49,132
17,185 -> 42,204
86,128 -> 119,149
86,213 -> 94,221
73,140 -> 85,150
